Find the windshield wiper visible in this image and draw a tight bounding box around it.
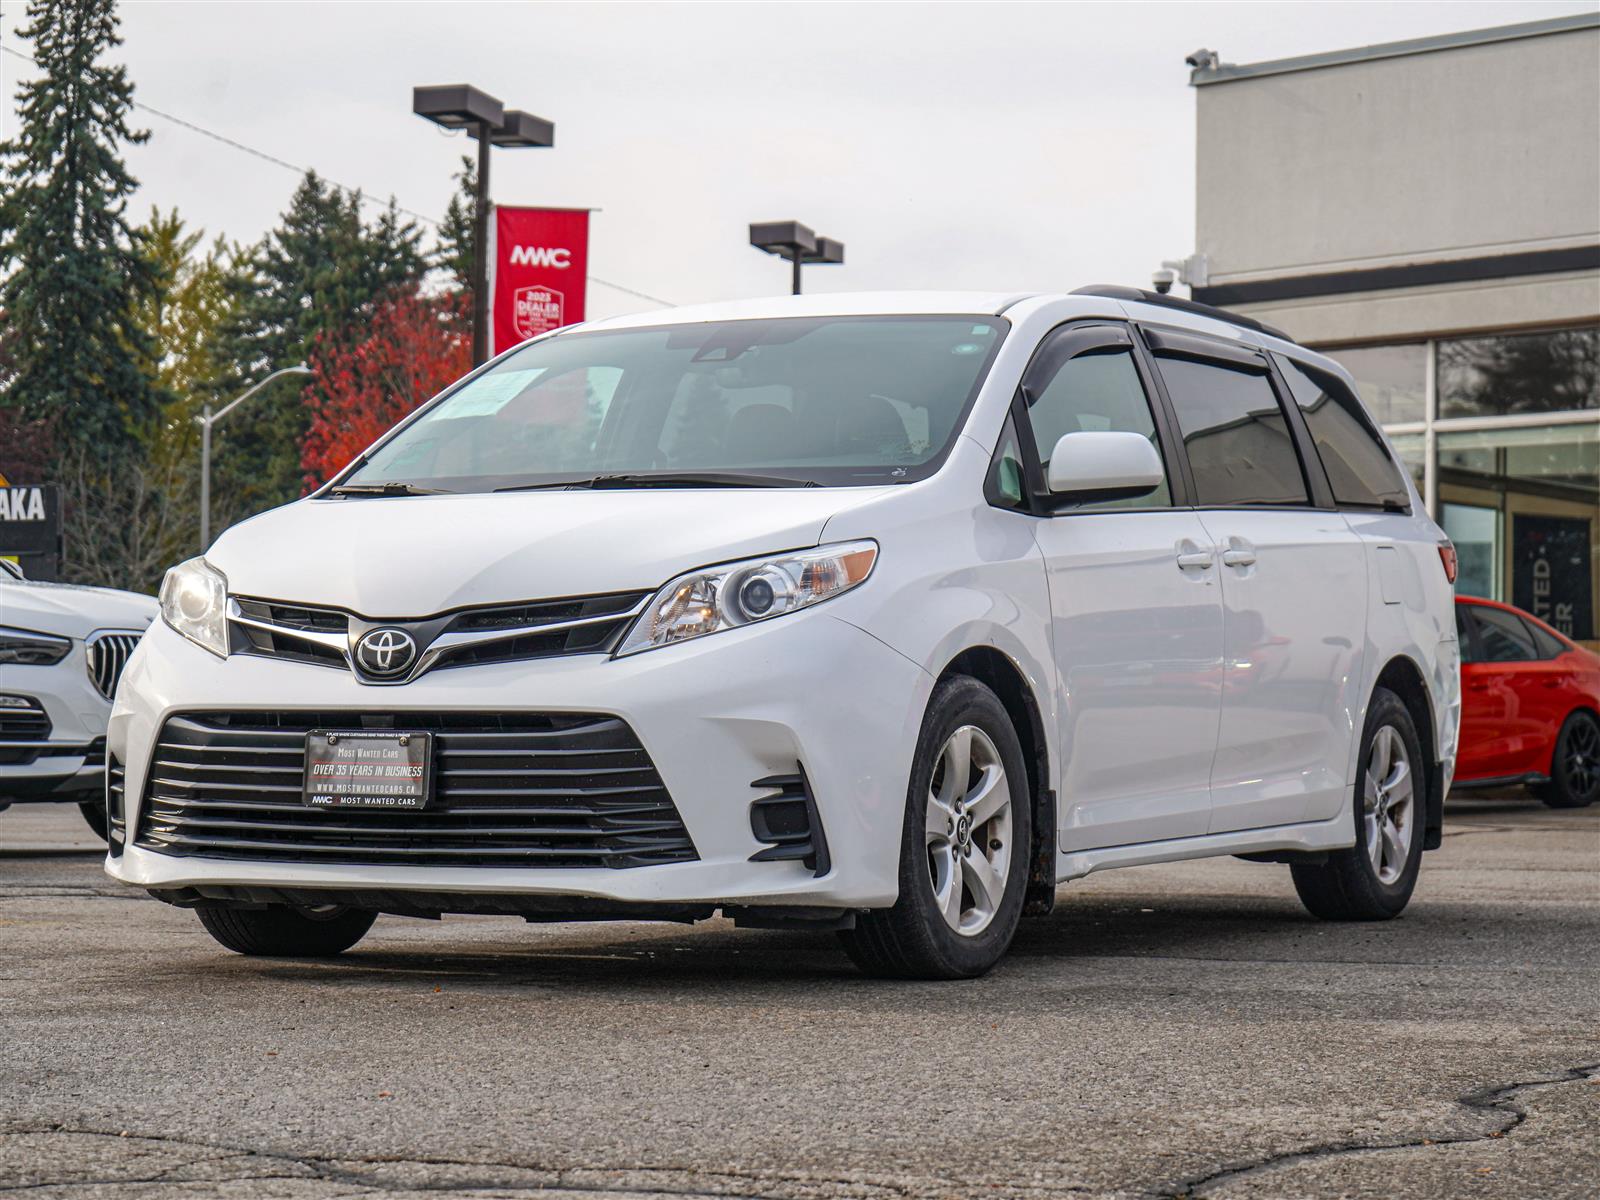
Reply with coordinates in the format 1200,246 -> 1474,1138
587,472 -> 819,489
495,472 -> 818,492
325,482 -> 449,497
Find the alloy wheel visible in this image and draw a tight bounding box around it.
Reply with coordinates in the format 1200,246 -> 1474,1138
924,725 -> 1012,936
1566,717 -> 1598,798
1363,724 -> 1414,885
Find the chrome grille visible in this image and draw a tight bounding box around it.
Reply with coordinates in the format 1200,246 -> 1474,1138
86,632 -> 143,700
132,710 -> 698,869
230,591 -> 650,682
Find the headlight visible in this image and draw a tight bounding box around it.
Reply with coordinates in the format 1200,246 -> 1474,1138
0,626 -> 71,665
159,557 -> 229,658
616,541 -> 878,657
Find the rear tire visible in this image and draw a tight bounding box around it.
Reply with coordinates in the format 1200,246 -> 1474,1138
78,798 -> 108,842
1528,712 -> 1599,809
839,675 -> 1031,979
1292,687 -> 1424,921
196,904 -> 376,957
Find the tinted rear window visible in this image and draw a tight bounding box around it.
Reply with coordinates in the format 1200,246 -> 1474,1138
1277,356 -> 1409,510
1470,605 -> 1539,663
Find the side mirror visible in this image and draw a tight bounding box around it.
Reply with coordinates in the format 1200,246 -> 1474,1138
1046,431 -> 1165,500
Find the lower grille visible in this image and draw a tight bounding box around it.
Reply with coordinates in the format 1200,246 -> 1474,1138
107,755 -> 127,855
0,697 -> 51,765
133,711 -> 697,869
748,766 -> 831,876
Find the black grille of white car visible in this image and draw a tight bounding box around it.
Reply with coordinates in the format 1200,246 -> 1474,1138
86,632 -> 143,700
0,697 -> 52,764
229,591 -> 651,680
132,710 -> 697,869
0,698 -> 51,739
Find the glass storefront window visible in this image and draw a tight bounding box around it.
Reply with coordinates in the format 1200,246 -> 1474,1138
1437,422 -> 1600,492
1437,326 -> 1600,419
1438,422 -> 1598,643
1323,343 -> 1428,425
1442,502 -> 1500,600
1386,432 -> 1426,493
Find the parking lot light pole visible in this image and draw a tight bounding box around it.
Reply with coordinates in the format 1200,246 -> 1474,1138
413,86 -> 555,367
749,221 -> 845,295
197,365 -> 312,551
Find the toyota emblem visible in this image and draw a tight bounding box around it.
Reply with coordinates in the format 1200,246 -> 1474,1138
354,627 -> 417,678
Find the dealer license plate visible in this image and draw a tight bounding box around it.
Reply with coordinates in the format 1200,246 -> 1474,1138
302,729 -> 433,810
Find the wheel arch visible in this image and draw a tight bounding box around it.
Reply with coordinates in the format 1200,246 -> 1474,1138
1373,654 -> 1442,851
938,646 -> 1056,915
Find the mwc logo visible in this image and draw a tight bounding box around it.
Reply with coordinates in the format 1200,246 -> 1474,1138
508,245 -> 572,269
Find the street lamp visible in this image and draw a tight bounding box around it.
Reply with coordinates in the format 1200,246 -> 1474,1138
196,365 -> 312,551
749,221 -> 845,295
413,84 -> 555,367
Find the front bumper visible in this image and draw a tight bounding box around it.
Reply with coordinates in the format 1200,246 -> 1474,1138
1,645 -> 111,802
107,613 -> 930,909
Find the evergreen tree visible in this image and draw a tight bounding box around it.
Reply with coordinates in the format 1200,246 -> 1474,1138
0,0 -> 166,454
39,209 -> 241,590
210,172 -> 426,515
436,155 -> 477,293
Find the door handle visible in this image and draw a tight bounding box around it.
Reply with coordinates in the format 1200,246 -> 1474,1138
1220,536 -> 1257,568
1176,552 -> 1214,570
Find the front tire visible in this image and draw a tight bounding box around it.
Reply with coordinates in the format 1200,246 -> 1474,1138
1528,711 -> 1599,809
840,675 -> 1031,979
196,904 -> 376,957
78,798 -> 108,842
1292,687 -> 1424,921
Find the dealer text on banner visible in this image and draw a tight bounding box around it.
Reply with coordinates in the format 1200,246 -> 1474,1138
492,207 -> 590,353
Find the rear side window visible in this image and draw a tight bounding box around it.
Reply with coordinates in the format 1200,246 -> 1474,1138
1156,357 -> 1309,506
1276,356 -> 1409,511
1527,619 -> 1569,660
1469,605 -> 1539,663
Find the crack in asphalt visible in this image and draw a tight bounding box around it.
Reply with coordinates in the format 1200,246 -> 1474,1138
1153,1060 -> 1600,1198
0,1125 -> 1087,1199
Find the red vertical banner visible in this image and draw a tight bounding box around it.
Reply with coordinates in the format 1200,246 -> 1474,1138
492,206 -> 590,353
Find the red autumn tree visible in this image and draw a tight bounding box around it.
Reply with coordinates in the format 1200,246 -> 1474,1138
300,289 -> 470,489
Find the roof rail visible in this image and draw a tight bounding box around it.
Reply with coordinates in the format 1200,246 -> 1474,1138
1070,284 -> 1294,344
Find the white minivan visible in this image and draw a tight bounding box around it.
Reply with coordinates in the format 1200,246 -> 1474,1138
108,287 -> 1461,978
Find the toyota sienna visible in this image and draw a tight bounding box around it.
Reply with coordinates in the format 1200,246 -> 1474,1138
108,287 -> 1461,978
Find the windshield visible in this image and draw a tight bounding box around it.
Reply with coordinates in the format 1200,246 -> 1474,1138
340,315 -> 1008,492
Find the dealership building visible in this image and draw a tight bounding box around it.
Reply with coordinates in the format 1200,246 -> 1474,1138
1187,12 -> 1599,648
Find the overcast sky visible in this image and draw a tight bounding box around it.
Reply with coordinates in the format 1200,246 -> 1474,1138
2,0 -> 1593,320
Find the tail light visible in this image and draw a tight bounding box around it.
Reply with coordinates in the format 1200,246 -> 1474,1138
1437,540 -> 1458,585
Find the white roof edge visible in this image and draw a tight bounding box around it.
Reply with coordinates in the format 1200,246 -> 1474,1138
1191,12 -> 1598,87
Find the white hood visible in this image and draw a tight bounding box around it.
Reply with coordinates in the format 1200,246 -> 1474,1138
207,488 -> 896,617
0,578 -> 158,640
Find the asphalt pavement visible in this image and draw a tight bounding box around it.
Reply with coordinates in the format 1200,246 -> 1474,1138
2,795 -> 1596,1199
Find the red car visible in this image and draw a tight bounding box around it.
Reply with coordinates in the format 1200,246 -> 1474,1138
1453,596 -> 1600,808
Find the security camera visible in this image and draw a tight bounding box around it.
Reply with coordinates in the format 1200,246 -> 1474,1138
1185,48 -> 1220,71
1151,267 -> 1177,295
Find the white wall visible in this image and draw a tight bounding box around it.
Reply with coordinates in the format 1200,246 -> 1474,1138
1196,25 -> 1599,280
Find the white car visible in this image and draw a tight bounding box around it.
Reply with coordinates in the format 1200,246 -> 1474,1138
108,288 -> 1460,977
1,558 -> 156,838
